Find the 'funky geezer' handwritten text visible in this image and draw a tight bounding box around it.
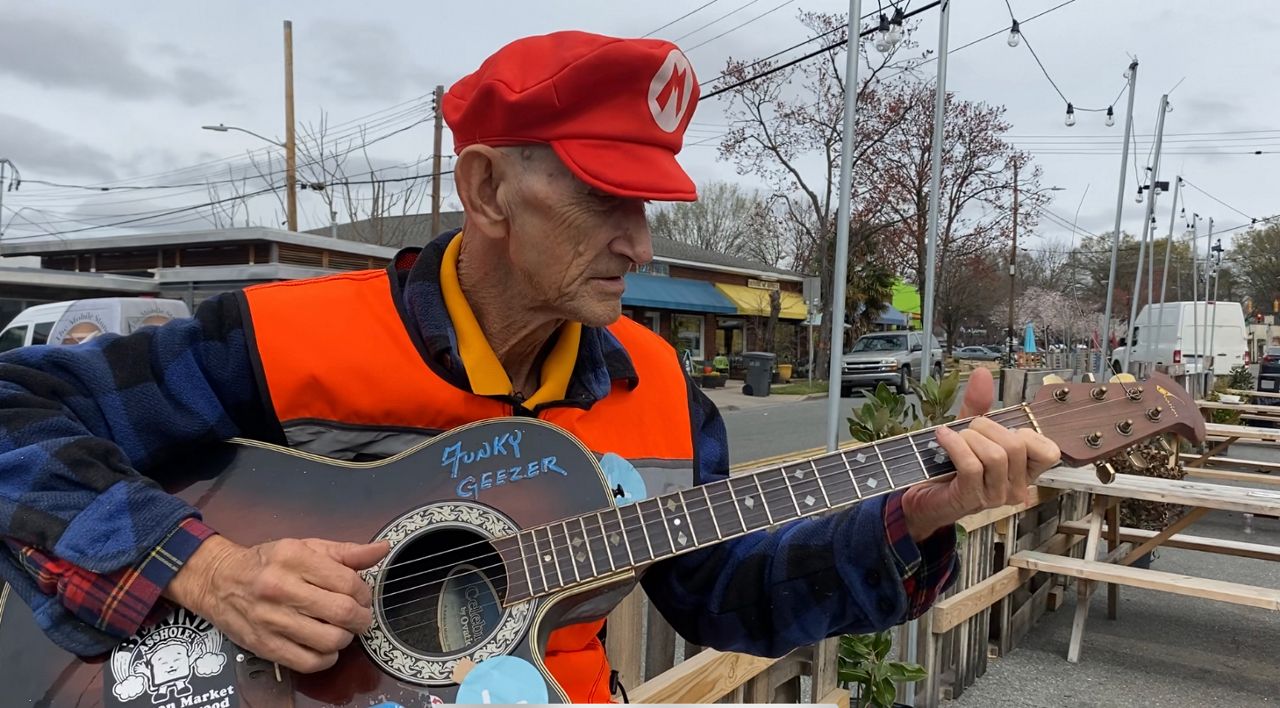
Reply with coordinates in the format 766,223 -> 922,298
441,430 -> 567,498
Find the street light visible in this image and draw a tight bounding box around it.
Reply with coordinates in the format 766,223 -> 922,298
203,122 -> 297,231
202,123 -> 284,147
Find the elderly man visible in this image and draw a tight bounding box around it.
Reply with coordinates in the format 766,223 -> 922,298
0,31 -> 1058,704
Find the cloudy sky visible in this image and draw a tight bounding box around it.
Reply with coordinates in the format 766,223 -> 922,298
2,0 -> 1276,254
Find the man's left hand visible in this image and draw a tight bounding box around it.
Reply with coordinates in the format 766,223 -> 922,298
900,367 -> 1060,542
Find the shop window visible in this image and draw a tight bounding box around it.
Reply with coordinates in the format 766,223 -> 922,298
673,314 -> 704,361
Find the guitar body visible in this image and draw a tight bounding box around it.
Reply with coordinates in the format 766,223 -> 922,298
0,418 -> 634,707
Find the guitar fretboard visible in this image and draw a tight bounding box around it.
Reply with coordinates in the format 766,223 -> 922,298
496,405 -> 1034,602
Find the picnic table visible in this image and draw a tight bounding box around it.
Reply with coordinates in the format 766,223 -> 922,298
1011,467 -> 1280,663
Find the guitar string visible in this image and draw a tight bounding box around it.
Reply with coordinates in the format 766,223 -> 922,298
375,387 -> 1158,589
379,397 -> 1169,633
375,390 -> 1171,604
375,396 -> 1171,620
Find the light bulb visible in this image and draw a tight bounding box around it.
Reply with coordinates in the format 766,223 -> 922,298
874,33 -> 892,53
1007,20 -> 1021,48
1135,189 -> 1144,204
888,24 -> 904,46
1064,103 -> 1076,127
1105,106 -> 1115,127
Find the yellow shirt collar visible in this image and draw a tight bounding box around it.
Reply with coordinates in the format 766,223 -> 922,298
438,234 -> 581,408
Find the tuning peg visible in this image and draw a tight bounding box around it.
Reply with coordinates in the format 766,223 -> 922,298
1155,436 -> 1175,454
1095,462 -> 1117,484
1109,373 -> 1138,383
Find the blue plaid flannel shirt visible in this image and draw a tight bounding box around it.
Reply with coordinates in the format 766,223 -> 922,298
0,231 -> 956,658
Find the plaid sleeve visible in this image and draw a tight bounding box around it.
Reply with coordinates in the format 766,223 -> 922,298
883,491 -> 959,618
5,518 -> 216,640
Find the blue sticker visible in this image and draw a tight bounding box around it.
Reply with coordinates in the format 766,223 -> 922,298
369,703 -> 405,708
600,453 -> 646,506
456,655 -> 549,704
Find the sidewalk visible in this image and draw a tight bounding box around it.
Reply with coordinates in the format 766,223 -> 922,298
699,379 -> 825,412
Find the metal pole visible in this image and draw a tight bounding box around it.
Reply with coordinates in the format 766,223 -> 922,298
283,20 -> 298,232
1208,237 -> 1222,378
1202,218 -> 1215,377
919,0 -> 950,380
1067,184 -> 1090,373
825,0 -> 864,452
1006,161 -> 1020,371
1099,60 -> 1139,377
1122,93 -> 1169,372
1190,213 -> 1199,371
1152,176 -> 1181,360
431,84 -> 445,236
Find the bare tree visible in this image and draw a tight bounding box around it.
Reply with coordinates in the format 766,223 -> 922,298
716,10 -> 927,368
649,182 -> 762,257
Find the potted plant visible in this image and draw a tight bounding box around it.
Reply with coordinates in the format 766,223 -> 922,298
777,353 -> 794,383
699,365 -> 726,389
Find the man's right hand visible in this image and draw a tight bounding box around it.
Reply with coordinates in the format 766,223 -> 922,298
165,535 -> 390,673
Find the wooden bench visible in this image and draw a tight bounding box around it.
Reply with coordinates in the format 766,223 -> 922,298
1019,467 -> 1280,663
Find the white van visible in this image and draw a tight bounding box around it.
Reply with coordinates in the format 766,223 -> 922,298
0,298 -> 190,353
1112,301 -> 1247,376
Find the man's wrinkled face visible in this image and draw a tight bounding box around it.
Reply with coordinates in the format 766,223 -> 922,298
501,148 -> 653,327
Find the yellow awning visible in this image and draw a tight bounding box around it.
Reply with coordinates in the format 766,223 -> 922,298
714,283 -> 808,320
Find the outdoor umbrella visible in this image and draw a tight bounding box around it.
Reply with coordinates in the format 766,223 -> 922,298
1023,322 -> 1038,354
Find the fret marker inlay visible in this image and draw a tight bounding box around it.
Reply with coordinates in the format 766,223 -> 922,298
571,536 -> 583,548
794,469 -> 805,480
804,494 -> 816,507
666,499 -> 677,512
609,533 -> 621,546
576,551 -> 586,563
934,452 -> 948,464
677,532 -> 688,546
866,476 -> 879,489
744,496 -> 755,509
543,554 -> 552,563
673,518 -> 682,526
855,452 -> 867,463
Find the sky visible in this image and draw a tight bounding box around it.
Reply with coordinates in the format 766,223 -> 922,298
1,0 -> 1276,257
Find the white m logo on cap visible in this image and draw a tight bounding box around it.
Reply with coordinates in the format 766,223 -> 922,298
648,49 -> 694,133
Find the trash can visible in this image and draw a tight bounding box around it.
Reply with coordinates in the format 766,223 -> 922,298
741,351 -> 776,397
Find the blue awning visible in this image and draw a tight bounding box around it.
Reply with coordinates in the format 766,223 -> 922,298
622,272 -> 738,314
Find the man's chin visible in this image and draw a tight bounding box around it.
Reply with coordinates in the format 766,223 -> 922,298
573,301 -> 623,328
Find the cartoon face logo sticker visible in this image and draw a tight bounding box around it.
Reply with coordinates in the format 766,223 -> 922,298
107,607 -> 230,705
600,453 -> 646,507
455,655 -> 548,705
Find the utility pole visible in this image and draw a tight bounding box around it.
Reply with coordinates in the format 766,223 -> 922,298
1152,176 -> 1181,360
1006,159 -> 1020,370
1122,93 -> 1169,373
1099,59 -> 1139,378
825,0 -> 864,453
918,0 -> 950,380
431,84 -> 445,237
283,20 -> 298,232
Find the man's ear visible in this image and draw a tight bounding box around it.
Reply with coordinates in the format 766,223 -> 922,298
455,145 -> 513,233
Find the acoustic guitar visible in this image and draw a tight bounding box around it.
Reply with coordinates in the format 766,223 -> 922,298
0,374 -> 1203,707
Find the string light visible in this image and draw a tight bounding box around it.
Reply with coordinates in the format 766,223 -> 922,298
1007,19 -> 1021,47
1135,186 -> 1144,204
887,7 -> 905,46
874,13 -> 892,52
1105,106 -> 1115,127
1064,102 -> 1076,127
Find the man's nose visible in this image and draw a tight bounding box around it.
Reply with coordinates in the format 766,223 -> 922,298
614,210 -> 654,266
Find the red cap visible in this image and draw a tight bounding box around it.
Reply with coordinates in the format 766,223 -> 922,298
444,31 -> 700,202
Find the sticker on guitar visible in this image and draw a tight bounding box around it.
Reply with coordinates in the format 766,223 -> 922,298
104,607 -> 237,708
441,430 -> 568,499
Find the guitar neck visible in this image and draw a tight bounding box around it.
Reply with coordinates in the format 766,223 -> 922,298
502,404 -> 1036,601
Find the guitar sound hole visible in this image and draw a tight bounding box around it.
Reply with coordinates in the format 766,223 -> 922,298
379,527 -> 507,656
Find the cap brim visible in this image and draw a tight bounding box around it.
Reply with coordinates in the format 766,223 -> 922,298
551,139 -> 697,202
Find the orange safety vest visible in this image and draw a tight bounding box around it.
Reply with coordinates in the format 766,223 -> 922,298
242,265 -> 695,703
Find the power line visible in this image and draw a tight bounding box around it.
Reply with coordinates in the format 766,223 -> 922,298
673,0 -> 768,43
686,0 -> 800,52
1002,0 -> 1123,113
643,0 -> 723,37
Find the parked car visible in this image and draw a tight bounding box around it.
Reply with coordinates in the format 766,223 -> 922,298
954,345 -> 1002,361
1260,346 -> 1280,393
0,298 -> 190,353
1111,301 -> 1247,375
841,331 -> 943,396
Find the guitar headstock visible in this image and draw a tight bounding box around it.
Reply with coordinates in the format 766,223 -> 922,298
1029,372 -> 1205,466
